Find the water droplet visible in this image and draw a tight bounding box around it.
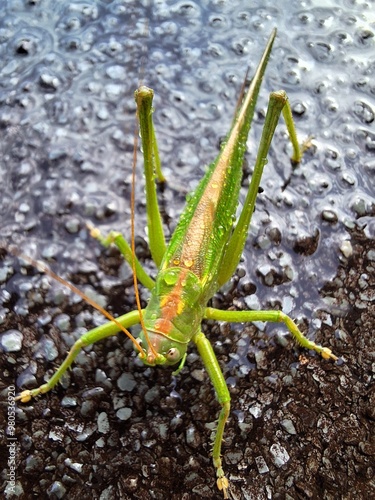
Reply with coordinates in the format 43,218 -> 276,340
164,270 -> 178,285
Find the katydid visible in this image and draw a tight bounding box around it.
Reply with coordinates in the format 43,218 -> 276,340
15,29 -> 338,498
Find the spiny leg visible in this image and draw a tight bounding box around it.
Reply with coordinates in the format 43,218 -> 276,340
193,331 -> 231,499
16,309 -> 141,403
204,307 -> 338,361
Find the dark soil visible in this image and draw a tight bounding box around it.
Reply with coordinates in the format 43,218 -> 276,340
1,227 -> 374,500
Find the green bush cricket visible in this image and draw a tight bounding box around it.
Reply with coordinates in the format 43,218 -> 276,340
15,29 -> 338,498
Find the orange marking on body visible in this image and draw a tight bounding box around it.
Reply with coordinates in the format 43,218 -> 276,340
158,268 -> 189,333
154,317 -> 173,335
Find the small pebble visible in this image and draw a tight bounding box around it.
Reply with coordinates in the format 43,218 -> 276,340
0,329 -> 23,352
97,412 -> 110,434
117,372 -> 137,392
270,443 -> 290,467
116,407 -> 132,421
255,455 -> 269,474
340,240 -> 353,258
322,210 -> 338,223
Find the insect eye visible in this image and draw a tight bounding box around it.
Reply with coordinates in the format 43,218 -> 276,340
166,347 -> 180,362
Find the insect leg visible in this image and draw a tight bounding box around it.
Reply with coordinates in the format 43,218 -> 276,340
135,86 -> 166,267
16,309 -> 142,403
204,307 -> 338,361
193,330 -> 231,499
87,224 -> 155,290
218,91 -> 303,288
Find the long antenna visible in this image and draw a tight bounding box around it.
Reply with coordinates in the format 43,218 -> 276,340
7,247 -> 144,354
